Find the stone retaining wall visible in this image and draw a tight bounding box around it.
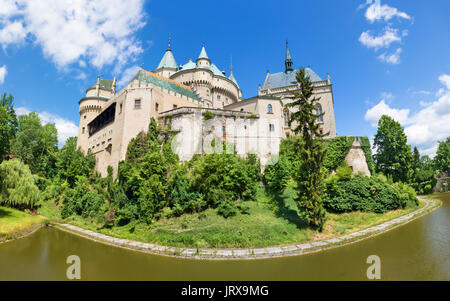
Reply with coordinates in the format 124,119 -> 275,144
54,196 -> 439,260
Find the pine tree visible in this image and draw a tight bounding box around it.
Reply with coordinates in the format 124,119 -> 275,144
285,68 -> 327,231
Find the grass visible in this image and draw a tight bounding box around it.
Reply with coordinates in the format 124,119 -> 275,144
0,206 -> 45,242
429,191 -> 450,202
39,182 -> 427,249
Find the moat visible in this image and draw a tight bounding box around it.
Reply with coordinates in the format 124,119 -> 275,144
0,195 -> 448,281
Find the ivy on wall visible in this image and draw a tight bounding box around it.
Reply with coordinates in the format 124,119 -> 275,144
359,136 -> 375,175
323,136 -> 355,172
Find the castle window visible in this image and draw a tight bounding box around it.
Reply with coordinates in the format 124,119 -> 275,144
84,115 -> 86,119
155,102 -> 159,112
240,108 -> 244,112
173,104 -> 177,109
119,103 -> 122,114
267,104 -> 273,114
283,109 -> 290,126
82,127 -> 85,134
315,104 -> 323,122
134,99 -> 141,109
269,124 -> 275,132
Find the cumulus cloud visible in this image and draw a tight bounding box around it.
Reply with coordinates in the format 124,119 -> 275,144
359,27 -> 402,50
0,64 -> 6,83
378,48 -> 402,64
0,0 -> 146,71
118,65 -> 140,87
364,0 -> 411,23
365,74 -> 450,156
439,74 -> 450,89
15,106 -> 78,146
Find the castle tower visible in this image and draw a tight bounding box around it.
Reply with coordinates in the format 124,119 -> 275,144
196,41 -> 211,67
154,34 -> 178,78
77,75 -> 115,153
285,40 -> 293,73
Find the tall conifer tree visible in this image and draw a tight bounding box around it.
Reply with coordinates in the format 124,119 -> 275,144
286,68 -> 327,231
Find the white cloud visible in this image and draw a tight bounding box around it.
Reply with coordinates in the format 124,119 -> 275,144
365,0 -> 411,23
438,74 -> 450,89
365,75 -> 450,156
364,99 -> 410,126
359,27 -> 402,50
118,65 -> 140,87
378,48 -> 402,64
0,21 -> 27,47
0,0 -> 146,71
15,107 -> 78,146
0,64 -> 6,83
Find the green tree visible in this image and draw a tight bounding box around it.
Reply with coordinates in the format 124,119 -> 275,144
56,137 -> 96,187
0,93 -> 18,161
373,115 -> 413,183
10,112 -> 58,178
0,158 -> 40,209
434,137 -> 450,174
413,146 -> 421,172
285,68 -> 327,231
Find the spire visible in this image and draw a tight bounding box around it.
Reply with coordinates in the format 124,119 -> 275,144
228,55 -> 239,88
197,41 -> 209,60
168,33 -> 171,50
112,76 -> 116,94
285,40 -> 293,73
156,34 -> 177,70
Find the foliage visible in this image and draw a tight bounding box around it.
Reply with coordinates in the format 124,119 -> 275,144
323,174 -> 417,213
55,137 -> 96,187
359,136 -> 375,175
0,159 -> 40,209
335,161 -> 353,180
217,200 -> 239,218
203,110 -> 213,120
322,136 -> 354,171
285,68 -> 327,231
434,136 -> 449,174
373,115 -> 413,183
264,155 -> 291,191
10,112 -> 58,178
0,93 -> 18,161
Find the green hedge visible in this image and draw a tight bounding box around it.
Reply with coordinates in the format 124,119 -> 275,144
323,136 -> 355,172
359,136 -> 375,175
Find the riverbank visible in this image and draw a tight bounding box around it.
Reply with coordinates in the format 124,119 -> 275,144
50,195 -> 441,260
39,184 -> 427,249
0,206 -> 45,243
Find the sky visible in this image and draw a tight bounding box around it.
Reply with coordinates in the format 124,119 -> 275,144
0,0 -> 449,156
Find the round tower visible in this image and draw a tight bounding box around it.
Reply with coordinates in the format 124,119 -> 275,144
76,76 -> 115,153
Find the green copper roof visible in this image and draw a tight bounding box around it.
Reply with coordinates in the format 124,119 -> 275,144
131,70 -> 199,101
90,79 -> 113,90
228,71 -> 239,88
180,59 -> 196,71
157,49 -> 178,69
197,45 -> 209,60
210,63 -> 223,76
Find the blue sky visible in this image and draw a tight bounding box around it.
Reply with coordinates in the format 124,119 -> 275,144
0,0 -> 449,156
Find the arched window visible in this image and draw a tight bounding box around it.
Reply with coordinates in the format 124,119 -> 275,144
283,109 -> 290,126
315,104 -> 323,122
267,104 -> 273,114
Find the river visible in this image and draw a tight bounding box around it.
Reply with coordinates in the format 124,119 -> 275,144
0,195 -> 448,281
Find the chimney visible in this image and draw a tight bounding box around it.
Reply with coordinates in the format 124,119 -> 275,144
95,75 -> 100,96
112,76 -> 116,95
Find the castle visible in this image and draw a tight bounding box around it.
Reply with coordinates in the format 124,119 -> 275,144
76,38 -> 337,177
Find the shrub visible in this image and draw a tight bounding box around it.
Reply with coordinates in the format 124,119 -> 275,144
324,175 -> 413,213
323,136 -> 354,172
264,155 -> 291,191
203,110 -> 213,120
336,162 -> 353,180
217,200 -> 238,218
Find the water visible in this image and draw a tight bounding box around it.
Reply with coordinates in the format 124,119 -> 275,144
0,196 -> 448,280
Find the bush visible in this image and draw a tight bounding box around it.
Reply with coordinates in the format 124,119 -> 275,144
264,154 -> 291,191
324,174 -> 413,213
217,200 -> 239,218
323,136 -> 354,172
336,162 -> 353,180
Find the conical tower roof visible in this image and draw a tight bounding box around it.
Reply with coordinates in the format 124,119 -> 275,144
157,35 -> 178,69
197,42 -> 209,61
285,40 -> 293,73
228,56 -> 239,88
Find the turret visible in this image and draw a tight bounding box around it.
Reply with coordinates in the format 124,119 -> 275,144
154,34 -> 178,78
285,40 -> 293,73
196,41 -> 210,67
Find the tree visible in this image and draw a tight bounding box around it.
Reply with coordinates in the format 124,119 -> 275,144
56,137 -> 96,187
413,146 -> 421,172
10,112 -> 58,178
373,115 -> 413,183
0,158 -> 40,209
0,93 -> 18,161
285,68 -> 327,231
434,137 -> 450,174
